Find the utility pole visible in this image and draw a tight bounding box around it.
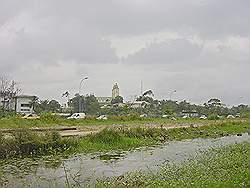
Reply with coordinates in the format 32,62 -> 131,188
78,77 -> 88,112
140,80 -> 143,96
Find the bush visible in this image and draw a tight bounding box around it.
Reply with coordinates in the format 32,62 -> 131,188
240,111 -> 250,118
0,129 -> 76,158
208,114 -> 220,120
90,129 -> 122,144
39,112 -> 62,123
0,108 -> 17,119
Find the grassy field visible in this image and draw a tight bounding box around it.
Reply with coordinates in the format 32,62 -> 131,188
0,120 -> 249,159
98,142 -> 250,188
0,114 -> 223,129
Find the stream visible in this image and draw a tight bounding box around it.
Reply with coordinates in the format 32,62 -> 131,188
0,133 -> 249,187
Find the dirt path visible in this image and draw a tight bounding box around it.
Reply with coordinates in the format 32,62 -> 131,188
59,122 -> 209,137
0,121 -> 220,137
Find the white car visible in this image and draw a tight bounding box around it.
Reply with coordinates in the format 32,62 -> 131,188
22,113 -> 40,120
140,114 -> 148,118
182,115 -> 189,119
227,115 -> 235,119
97,115 -> 108,120
200,115 -> 207,119
67,113 -> 86,119
162,115 -> 171,118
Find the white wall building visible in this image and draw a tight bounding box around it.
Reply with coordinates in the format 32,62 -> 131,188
14,95 -> 35,114
129,101 -> 149,108
96,97 -> 112,104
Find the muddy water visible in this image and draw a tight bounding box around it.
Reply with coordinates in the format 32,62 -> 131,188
0,134 -> 249,188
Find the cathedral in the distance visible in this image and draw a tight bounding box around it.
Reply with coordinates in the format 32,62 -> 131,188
112,83 -> 119,99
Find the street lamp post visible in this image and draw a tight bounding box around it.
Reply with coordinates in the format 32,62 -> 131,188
78,77 -> 88,112
169,90 -> 177,101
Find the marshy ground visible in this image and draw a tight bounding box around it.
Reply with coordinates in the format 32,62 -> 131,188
0,117 -> 249,187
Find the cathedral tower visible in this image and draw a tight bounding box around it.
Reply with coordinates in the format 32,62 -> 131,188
112,83 -> 119,99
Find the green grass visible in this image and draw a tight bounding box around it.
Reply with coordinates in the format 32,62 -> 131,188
98,142 -> 250,188
0,115 -> 218,129
162,121 -> 250,140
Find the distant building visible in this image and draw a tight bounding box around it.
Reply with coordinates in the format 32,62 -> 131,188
96,97 -> 112,104
14,95 -> 36,114
0,93 -> 35,114
180,110 -> 199,118
97,83 -> 120,106
129,101 -> 149,108
112,83 -> 119,99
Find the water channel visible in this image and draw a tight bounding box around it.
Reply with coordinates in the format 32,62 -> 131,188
0,133 -> 249,187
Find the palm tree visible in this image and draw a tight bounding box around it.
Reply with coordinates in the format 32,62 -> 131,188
142,90 -> 154,97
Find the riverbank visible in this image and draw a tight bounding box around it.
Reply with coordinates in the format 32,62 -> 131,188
98,141 -> 250,188
0,121 -> 249,159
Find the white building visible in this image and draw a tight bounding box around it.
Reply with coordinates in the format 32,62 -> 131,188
180,110 -> 199,118
96,97 -> 112,104
14,95 -> 35,114
129,101 -> 149,108
97,83 -> 121,106
0,94 -> 35,114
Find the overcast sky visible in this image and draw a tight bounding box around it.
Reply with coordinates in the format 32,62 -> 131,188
0,0 -> 249,106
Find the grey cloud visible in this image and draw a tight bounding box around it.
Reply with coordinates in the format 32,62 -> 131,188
0,9 -> 118,74
2,0 -> 250,37
0,0 -> 249,105
123,39 -> 203,64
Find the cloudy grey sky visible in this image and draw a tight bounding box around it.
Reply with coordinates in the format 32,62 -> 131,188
0,0 -> 249,106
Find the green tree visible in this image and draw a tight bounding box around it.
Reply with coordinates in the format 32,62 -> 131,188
48,100 -> 61,112
205,98 -> 226,115
142,90 -> 154,97
0,76 -> 21,111
207,98 -> 222,108
69,94 -> 100,115
34,99 -> 61,113
111,96 -> 124,105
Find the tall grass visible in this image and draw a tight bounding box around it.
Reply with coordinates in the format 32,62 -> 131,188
98,142 -> 250,188
0,130 -> 79,158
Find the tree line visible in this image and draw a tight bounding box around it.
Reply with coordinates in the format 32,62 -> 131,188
0,76 -> 249,118
33,94 -> 250,118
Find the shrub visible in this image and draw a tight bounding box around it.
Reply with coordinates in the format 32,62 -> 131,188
90,129 -> 122,144
208,114 -> 220,120
39,112 -> 62,123
0,129 -> 76,158
0,108 -> 17,119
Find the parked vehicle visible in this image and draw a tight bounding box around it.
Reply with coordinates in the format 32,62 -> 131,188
162,114 -> 171,118
67,113 -> 86,120
96,115 -> 108,120
182,115 -> 189,119
227,115 -> 235,119
140,114 -> 148,118
162,115 -> 176,120
200,115 -> 207,119
22,114 -> 40,120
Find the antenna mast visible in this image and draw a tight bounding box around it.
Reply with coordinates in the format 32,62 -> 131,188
140,80 -> 143,95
